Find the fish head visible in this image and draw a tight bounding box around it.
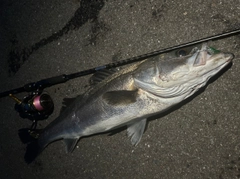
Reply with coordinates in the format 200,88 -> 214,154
156,43 -> 233,87
134,43 -> 233,99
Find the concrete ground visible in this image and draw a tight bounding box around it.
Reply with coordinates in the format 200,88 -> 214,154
0,0 -> 240,178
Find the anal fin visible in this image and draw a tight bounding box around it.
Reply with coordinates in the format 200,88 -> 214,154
127,118 -> 147,146
63,138 -> 79,153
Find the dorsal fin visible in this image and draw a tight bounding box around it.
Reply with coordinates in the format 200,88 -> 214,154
60,97 -> 75,114
60,68 -> 119,113
60,95 -> 82,114
89,68 -> 120,85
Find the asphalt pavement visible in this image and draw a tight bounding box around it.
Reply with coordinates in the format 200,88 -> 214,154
0,0 -> 240,178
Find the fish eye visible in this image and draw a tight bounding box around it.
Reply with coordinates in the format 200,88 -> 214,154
176,49 -> 187,57
179,50 -> 187,56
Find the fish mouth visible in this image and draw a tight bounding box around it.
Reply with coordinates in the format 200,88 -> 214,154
192,53 -> 233,89
224,53 -> 234,62
196,52 -> 233,69
216,53 -> 234,70
195,52 -> 233,76
193,45 -> 234,67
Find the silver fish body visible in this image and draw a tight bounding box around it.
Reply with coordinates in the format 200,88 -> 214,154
24,43 -> 233,162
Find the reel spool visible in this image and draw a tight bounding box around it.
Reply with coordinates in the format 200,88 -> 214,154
10,93 -> 54,121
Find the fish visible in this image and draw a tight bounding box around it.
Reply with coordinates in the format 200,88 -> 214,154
21,43 -> 233,163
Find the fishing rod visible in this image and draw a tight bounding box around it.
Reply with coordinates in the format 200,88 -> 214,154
1,28 -> 240,123
1,28 -> 240,99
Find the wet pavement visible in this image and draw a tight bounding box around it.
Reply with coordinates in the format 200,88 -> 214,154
0,0 -> 240,178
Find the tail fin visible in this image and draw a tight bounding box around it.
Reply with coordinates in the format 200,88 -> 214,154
25,140 -> 42,163
18,128 -> 43,163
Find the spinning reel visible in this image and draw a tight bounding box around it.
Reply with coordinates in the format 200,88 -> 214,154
9,92 -> 54,130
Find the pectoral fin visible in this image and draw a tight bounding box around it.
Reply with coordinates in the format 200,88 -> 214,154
127,118 -> 147,145
102,90 -> 138,106
63,138 -> 79,153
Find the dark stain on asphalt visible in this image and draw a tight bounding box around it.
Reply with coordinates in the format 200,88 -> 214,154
219,157 -> 240,179
151,4 -> 168,20
85,19 -> 110,46
8,0 -> 105,76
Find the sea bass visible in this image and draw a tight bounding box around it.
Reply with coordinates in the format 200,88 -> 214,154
23,43 -> 233,163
